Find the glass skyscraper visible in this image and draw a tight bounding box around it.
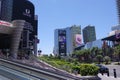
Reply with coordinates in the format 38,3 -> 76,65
117,0 -> 120,24
83,25 -> 96,44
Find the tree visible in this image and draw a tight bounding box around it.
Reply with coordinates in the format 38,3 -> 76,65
104,56 -> 111,64
72,49 -> 91,62
114,45 -> 120,62
96,55 -> 103,64
90,47 -> 97,58
82,49 -> 91,62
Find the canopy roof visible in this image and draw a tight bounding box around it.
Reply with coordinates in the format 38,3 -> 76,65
102,33 -> 120,41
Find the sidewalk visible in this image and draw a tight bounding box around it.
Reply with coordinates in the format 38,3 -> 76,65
98,74 -> 120,80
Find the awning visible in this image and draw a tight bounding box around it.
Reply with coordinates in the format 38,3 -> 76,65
102,33 -> 120,41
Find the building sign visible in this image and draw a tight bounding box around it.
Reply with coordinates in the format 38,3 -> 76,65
23,9 -> 31,18
0,20 -> 12,27
12,0 -> 34,24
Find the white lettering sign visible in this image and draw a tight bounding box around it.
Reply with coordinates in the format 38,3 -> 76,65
23,9 -> 31,17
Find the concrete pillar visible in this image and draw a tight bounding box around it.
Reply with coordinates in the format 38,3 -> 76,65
10,20 -> 25,59
34,35 -> 38,56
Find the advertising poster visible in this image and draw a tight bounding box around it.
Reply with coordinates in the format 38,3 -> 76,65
75,34 -> 82,47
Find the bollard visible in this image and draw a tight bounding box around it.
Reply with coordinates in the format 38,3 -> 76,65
101,72 -> 103,75
113,69 -> 117,78
107,70 -> 109,77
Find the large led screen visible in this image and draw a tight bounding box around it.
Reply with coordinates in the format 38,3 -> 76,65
58,30 -> 66,56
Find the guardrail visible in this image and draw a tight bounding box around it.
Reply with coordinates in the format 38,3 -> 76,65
0,58 -> 82,80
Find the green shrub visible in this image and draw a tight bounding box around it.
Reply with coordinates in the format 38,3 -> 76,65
104,56 -> 111,64
72,66 -> 81,74
114,62 -> 120,65
79,64 -> 99,76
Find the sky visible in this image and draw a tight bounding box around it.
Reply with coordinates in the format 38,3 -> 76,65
30,0 -> 118,54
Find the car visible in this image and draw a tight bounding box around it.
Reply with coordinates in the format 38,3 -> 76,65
96,64 -> 109,74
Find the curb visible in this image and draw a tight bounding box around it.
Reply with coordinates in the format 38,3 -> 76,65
81,76 -> 101,80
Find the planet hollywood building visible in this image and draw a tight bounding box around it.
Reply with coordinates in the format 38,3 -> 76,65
0,0 -> 38,58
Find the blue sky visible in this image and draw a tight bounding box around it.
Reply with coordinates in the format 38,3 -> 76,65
30,0 -> 118,54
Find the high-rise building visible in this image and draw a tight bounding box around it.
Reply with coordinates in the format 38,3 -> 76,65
54,25 -> 82,56
108,0 -> 120,37
117,0 -> 120,24
0,0 -> 38,58
83,25 -> 96,44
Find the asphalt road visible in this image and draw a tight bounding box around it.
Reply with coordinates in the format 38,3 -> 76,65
103,64 -> 120,78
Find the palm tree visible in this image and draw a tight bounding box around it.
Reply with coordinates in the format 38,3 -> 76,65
90,47 -> 97,57
72,49 -> 91,62
114,45 -> 120,62
96,55 -> 103,64
83,49 -> 91,62
72,50 -> 83,61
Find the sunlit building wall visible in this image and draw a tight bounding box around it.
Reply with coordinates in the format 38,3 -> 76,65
54,25 -> 82,56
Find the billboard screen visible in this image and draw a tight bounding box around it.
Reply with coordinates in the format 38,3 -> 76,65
58,30 -> 66,56
74,34 -> 82,47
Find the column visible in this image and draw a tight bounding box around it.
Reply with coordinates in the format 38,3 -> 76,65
10,20 -> 25,59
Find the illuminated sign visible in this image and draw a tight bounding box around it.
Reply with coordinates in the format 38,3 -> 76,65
0,20 -> 12,27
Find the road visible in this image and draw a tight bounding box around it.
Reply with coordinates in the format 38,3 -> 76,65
103,64 -> 120,78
